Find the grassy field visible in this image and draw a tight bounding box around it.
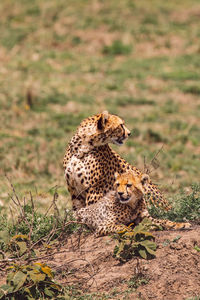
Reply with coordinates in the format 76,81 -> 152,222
0,0 -> 200,215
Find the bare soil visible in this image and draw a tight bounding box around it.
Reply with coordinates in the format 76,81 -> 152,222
42,226 -> 200,299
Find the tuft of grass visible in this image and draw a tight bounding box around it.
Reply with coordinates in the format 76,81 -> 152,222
102,40 -> 132,56
145,129 -> 167,143
182,85 -> 200,95
105,97 -> 155,107
162,71 -> 200,81
1,27 -> 31,50
149,184 -> 200,223
0,183 -> 81,260
162,99 -> 179,114
127,274 -> 149,289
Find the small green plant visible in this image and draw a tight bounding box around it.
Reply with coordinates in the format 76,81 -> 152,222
182,85 -> 200,95
194,245 -> 200,252
0,178 -> 83,265
162,99 -> 179,114
113,219 -> 157,262
127,273 -> 149,289
0,263 -> 63,299
0,180 -> 91,299
145,128 -> 167,143
102,40 -> 132,55
8,235 -> 31,259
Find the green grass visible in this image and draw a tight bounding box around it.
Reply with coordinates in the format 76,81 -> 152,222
102,40 -> 132,56
149,184 -> 200,223
0,0 -> 199,217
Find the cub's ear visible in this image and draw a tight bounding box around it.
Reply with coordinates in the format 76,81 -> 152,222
141,174 -> 150,187
97,111 -> 109,130
114,172 -> 119,179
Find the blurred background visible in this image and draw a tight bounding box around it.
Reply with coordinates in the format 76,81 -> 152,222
0,0 -> 199,212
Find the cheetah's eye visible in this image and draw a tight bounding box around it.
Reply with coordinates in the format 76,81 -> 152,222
116,183 -> 120,187
127,184 -> 132,188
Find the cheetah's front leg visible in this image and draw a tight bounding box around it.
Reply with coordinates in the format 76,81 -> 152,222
95,223 -> 130,237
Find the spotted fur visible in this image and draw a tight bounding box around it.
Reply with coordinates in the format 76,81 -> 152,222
75,172 -> 191,236
63,111 -> 170,210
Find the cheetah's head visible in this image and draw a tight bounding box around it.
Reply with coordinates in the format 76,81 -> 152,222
78,111 -> 131,147
97,111 -> 131,146
114,172 -> 150,207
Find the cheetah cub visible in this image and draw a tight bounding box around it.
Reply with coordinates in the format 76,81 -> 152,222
75,172 -> 191,236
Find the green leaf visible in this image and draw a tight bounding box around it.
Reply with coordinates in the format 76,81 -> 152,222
33,263 -> 42,271
0,230 -> 10,244
140,240 -> 157,251
34,249 -> 40,257
6,271 -> 15,284
135,231 -> 155,241
172,235 -> 181,242
0,289 -> 5,299
16,241 -> 27,255
115,241 -> 125,258
194,245 -> 200,252
44,287 -> 54,297
24,287 -> 35,299
139,241 -> 156,257
141,218 -> 152,225
138,248 -> 147,259
133,223 -> 144,232
29,271 -> 45,283
12,270 -> 27,292
146,247 -> 156,256
0,284 -> 13,295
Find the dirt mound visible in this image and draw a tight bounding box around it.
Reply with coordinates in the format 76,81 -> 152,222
43,226 -> 200,299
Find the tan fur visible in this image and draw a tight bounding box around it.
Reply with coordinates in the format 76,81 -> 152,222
75,172 -> 191,236
63,111 -> 170,210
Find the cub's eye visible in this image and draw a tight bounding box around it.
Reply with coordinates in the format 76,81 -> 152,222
116,183 -> 120,187
127,184 -> 132,188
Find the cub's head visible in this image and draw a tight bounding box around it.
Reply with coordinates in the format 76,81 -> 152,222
114,172 -> 150,207
78,111 -> 131,147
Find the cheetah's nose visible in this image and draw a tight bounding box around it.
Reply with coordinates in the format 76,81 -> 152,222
118,192 -> 124,197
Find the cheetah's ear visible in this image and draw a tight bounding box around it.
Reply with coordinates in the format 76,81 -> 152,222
114,172 -> 119,179
97,111 -> 109,130
141,174 -> 150,187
